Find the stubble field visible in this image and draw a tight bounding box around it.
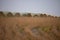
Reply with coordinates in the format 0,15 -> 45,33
0,17 -> 60,40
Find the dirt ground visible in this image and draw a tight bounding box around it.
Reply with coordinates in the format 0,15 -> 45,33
0,17 -> 60,40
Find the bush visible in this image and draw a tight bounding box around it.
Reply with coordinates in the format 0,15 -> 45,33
15,13 -> 21,17
7,12 -> 13,17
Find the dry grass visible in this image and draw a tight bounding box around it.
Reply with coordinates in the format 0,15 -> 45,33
0,17 -> 60,40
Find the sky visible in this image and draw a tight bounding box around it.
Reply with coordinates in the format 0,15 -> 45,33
0,0 -> 60,16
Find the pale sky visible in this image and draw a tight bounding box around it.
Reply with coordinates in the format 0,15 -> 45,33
0,0 -> 60,16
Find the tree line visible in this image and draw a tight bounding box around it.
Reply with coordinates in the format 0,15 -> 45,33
0,11 -> 60,18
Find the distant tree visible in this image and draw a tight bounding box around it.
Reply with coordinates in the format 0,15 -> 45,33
40,14 -> 44,17
40,14 -> 47,17
22,14 -> 27,17
51,16 -> 54,18
59,16 -> 60,18
55,16 -> 58,18
7,12 -> 13,17
0,11 -> 5,17
43,14 -> 47,17
48,15 -> 51,17
48,15 -> 54,18
33,14 -> 39,17
15,13 -> 21,17
26,13 -> 32,17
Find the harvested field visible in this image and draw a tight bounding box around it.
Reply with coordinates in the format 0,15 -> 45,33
0,17 -> 60,40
